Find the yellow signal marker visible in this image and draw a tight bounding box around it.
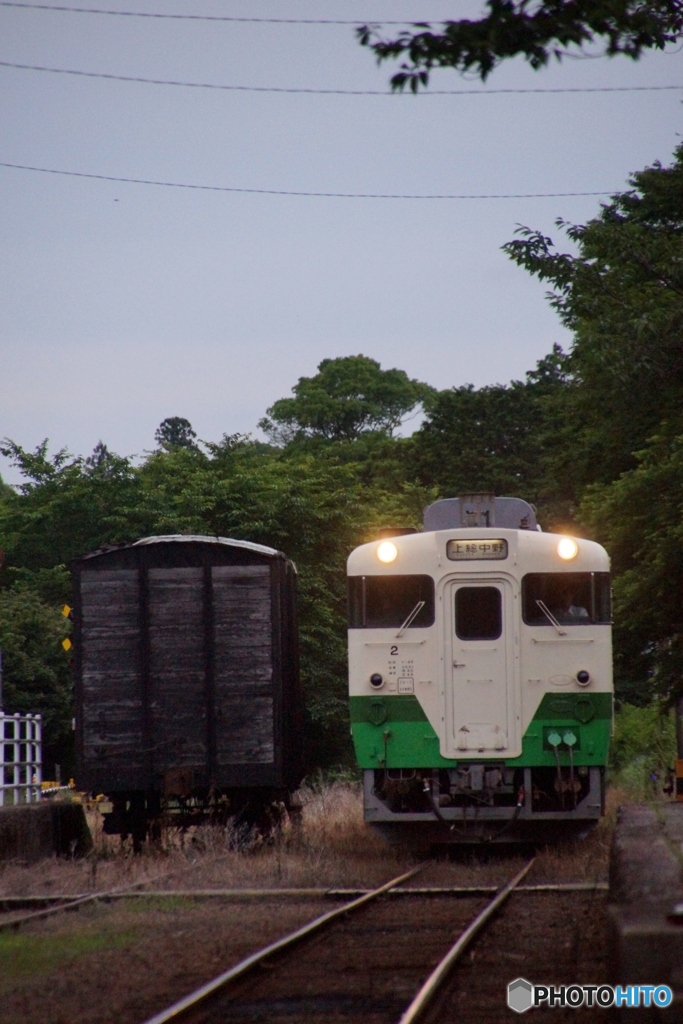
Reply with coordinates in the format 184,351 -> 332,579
62,604 -> 72,617
62,637 -> 72,652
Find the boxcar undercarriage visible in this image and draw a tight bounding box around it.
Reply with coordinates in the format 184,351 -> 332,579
101,786 -> 300,850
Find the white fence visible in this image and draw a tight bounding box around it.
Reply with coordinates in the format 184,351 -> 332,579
0,713 -> 42,806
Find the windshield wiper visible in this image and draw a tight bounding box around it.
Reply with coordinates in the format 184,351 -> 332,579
396,600 -> 425,638
536,599 -> 567,636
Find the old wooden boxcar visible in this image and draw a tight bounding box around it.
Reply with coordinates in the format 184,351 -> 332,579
72,535 -> 303,842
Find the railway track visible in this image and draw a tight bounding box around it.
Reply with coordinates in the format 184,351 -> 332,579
141,859 -> 535,1024
0,879 -> 606,910
0,876 -> 606,933
0,861 -> 611,1024
0,871 -> 173,932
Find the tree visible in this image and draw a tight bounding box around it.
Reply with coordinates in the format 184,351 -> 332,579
154,416 -> 199,452
410,345 -> 575,524
579,428 -> 683,709
358,1 -> 683,89
0,585 -> 74,776
503,145 -> 683,491
0,473 -> 15,504
258,355 -> 433,444
0,439 -> 146,571
499,144 -> 683,711
84,440 -> 118,476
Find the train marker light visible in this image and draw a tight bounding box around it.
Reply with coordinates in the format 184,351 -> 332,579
370,673 -> 384,689
377,541 -> 398,563
576,669 -> 591,687
557,537 -> 579,560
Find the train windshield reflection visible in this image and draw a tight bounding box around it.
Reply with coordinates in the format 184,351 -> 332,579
348,575 -> 435,628
522,572 -> 611,626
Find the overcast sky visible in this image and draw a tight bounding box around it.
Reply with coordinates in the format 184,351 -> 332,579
1,1 -> 681,484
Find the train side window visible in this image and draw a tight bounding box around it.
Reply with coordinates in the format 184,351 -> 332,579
522,572 -> 611,626
348,575 -> 435,629
455,587 -> 502,641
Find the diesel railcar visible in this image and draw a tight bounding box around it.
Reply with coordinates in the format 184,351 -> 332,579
73,535 -> 303,845
348,495 -> 612,845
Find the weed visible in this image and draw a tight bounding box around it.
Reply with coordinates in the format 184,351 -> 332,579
608,702 -> 677,800
0,927 -> 136,984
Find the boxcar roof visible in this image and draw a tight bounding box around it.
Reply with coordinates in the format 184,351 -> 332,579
80,534 -> 287,562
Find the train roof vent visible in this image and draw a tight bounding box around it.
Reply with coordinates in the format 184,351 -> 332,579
423,494 -> 538,532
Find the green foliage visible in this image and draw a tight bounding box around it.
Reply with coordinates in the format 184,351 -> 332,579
154,416 -> 199,452
359,1 -> 683,88
580,428 -> 683,705
0,473 -> 15,505
410,345 -> 576,526
259,355 -> 433,443
609,702 -> 676,799
0,584 -> 73,772
504,147 -> 683,490
0,440 -> 144,569
519,145 -> 683,704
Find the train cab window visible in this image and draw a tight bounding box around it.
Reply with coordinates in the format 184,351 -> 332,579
455,587 -> 502,641
348,575 -> 435,629
522,573 -> 611,626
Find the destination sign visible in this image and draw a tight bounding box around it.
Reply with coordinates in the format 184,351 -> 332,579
446,539 -> 508,561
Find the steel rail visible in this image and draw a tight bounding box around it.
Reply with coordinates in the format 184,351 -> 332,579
141,863 -> 425,1024
327,881 -> 605,897
398,858 -> 536,1024
0,871 -> 171,932
0,880 -> 607,909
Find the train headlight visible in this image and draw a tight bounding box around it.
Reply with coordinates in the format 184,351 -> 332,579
377,541 -> 398,563
557,537 -> 579,560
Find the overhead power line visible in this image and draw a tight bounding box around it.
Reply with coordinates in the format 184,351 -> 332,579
0,1 -> 409,22
0,59 -> 678,95
0,161 -> 614,199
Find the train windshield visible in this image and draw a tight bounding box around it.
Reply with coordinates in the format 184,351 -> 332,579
522,573 -> 611,626
348,575 -> 435,629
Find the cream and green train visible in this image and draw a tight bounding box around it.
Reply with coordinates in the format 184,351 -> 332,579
348,495 -> 612,845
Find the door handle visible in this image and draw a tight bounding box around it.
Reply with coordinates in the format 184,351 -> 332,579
453,661 -> 466,668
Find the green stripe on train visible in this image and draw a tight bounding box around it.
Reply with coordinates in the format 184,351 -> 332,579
349,692 -> 612,769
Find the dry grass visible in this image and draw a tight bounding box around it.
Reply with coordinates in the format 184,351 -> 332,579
0,782 -> 404,898
0,781 -> 624,899
529,785 -> 622,884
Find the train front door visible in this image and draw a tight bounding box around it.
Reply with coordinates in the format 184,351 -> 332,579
444,579 -> 516,757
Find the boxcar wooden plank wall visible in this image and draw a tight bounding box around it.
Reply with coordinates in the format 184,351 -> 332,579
213,565 -> 275,766
81,569 -> 144,786
148,568 -> 207,771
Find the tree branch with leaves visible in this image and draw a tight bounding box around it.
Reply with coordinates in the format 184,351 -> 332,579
358,0 -> 683,89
